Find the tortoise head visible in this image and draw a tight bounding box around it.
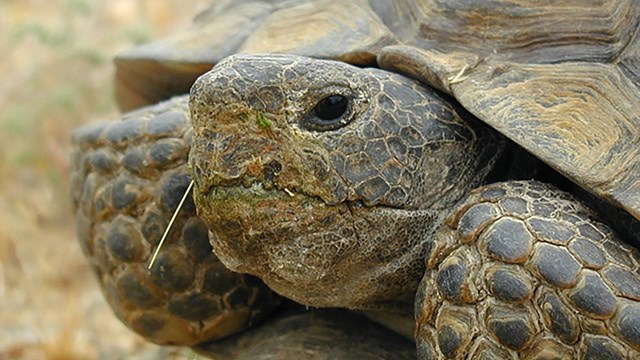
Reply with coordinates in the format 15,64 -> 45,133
189,54 -> 501,310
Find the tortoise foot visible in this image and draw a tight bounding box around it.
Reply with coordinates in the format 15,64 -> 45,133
416,180 -> 640,359
70,97 -> 279,346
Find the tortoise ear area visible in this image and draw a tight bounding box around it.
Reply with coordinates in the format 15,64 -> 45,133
377,45 -> 480,96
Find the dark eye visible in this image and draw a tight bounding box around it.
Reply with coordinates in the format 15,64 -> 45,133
314,95 -> 348,121
302,95 -> 351,131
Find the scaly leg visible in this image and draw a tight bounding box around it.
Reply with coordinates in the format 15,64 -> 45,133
416,181 -> 640,359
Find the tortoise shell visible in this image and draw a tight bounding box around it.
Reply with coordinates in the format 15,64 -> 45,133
115,0 -> 640,224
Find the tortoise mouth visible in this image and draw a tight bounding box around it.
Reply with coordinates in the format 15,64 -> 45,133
194,181 -> 355,302
204,181 -> 303,203
194,179 -> 431,310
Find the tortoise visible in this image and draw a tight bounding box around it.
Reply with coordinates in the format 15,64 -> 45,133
70,0 -> 640,358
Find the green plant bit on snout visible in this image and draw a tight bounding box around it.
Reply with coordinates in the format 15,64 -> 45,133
256,112 -> 272,129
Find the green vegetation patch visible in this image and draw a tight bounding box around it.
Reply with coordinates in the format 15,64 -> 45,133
256,112 -> 272,129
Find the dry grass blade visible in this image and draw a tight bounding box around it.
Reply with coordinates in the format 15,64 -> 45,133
448,64 -> 469,84
148,179 -> 194,270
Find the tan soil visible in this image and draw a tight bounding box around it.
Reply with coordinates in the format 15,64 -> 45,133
0,1 -> 210,358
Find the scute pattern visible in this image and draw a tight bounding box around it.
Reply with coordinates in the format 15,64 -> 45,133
415,181 -> 640,359
70,97 -> 279,346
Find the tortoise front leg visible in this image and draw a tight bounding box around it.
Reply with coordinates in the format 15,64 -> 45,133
70,97 -> 280,346
416,181 -> 640,359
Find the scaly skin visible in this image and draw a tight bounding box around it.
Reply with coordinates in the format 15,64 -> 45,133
189,54 -> 503,312
188,55 -> 640,358
416,181 -> 640,358
72,55 -> 640,358
70,97 -> 281,346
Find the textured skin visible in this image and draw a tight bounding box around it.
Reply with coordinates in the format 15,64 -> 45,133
72,53 -> 640,358
185,55 -> 640,357
189,54 -> 502,311
70,97 -> 280,346
416,181 -> 640,359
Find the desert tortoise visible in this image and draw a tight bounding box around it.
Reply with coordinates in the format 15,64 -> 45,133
71,0 -> 640,358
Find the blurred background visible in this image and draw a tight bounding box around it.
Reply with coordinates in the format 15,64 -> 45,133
0,1 -> 209,358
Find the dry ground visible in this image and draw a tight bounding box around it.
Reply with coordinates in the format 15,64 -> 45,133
0,1 -> 210,358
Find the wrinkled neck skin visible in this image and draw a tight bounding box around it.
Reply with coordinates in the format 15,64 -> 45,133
189,54 -> 502,313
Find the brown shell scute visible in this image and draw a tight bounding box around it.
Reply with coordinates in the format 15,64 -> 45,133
70,97 -> 279,346
416,180 -> 640,358
377,1 -> 640,222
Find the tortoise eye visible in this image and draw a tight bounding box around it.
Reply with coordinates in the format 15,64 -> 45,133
314,95 -> 348,121
303,95 -> 351,131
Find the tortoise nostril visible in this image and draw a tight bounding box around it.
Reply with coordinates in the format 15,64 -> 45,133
264,160 -> 283,184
